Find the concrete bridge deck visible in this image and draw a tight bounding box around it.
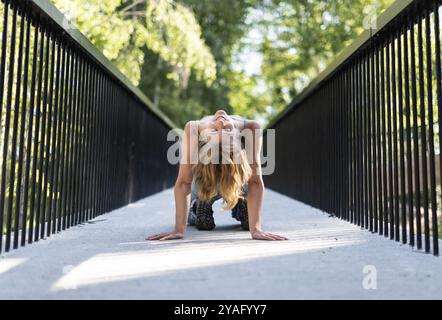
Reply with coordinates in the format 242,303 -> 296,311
0,188 -> 441,299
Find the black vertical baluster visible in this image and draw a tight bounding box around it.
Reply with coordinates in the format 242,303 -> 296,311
52,39 -> 66,233
397,27 -> 407,244
98,75 -> 109,214
79,58 -> 89,223
35,29 -> 50,241
54,41 -> 66,234
350,62 -> 355,223
40,32 -> 56,239
73,54 -> 83,226
116,88 -> 121,209
34,29 -> 49,241
381,42 -> 389,237
349,63 -> 353,223
104,79 -> 113,211
433,0 -> 441,256
89,68 -> 98,219
339,73 -> 343,218
362,54 -> 367,229
332,77 -> 337,217
411,17 -> 422,250
330,75 -> 342,219
8,6 -> 28,249
65,50 -> 77,228
367,48 -> 372,231
18,11 -> 31,247
114,83 -> 121,210
85,63 -> 93,221
47,36 -> 61,236
99,77 -> 109,213
10,7 -> 26,250
425,5 -> 437,255
366,52 -> 371,230
25,20 -> 40,245
104,76 -> 114,215
66,53 -> 78,228
375,41 -> 382,235
343,70 -> 348,220
392,33 -> 400,242
347,67 -> 352,220
404,18 -> 414,247
77,56 -> 86,223
98,71 -> 106,216
386,35 -> 395,239
324,84 -> 328,213
418,14 -> 429,252
80,57 -> 91,223
85,63 -> 94,221
0,0 -> 9,124
71,54 -> 82,226
0,0 -> 9,253
371,40 -> 378,233
94,69 -> 101,219
124,92 -> 130,206
358,58 -> 364,226
354,61 -> 359,225
2,4 -> 17,252
73,55 -> 84,225
329,82 -> 333,214
109,81 -> 117,212
103,78 -> 113,215
343,71 -> 348,219
364,51 -> 373,230
60,47 -> 72,231
332,77 -> 336,216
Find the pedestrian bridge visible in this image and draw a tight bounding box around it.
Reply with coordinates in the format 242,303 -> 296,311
1,0 -> 442,299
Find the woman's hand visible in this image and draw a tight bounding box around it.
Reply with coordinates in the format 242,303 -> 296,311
146,231 -> 184,241
251,229 -> 288,241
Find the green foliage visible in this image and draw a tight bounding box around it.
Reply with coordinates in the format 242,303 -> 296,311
51,0 -> 216,86
49,0 -> 398,127
258,0 -> 396,118
225,70 -> 271,119
145,0 -> 216,86
139,0 -> 257,126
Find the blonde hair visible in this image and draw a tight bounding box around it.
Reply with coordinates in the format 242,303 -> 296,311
192,139 -> 252,210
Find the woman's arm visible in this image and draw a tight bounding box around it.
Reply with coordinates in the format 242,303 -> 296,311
146,121 -> 196,240
246,121 -> 288,241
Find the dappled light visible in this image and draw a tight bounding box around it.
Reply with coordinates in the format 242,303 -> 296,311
51,231 -> 364,290
0,258 -> 27,274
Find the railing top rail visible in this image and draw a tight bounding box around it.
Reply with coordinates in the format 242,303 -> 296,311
266,0 -> 417,129
27,0 -> 177,129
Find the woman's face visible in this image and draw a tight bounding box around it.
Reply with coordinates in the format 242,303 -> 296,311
201,110 -> 238,144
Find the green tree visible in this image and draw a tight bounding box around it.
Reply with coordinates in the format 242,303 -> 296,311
139,0 -> 258,126
257,0 -> 395,119
49,0 -> 398,127
51,0 -> 216,86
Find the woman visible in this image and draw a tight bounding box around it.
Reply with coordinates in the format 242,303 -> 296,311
146,110 -> 288,241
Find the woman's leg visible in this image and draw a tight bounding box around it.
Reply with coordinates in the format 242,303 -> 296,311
231,184 -> 249,230
188,179 -> 221,230
188,179 -> 199,225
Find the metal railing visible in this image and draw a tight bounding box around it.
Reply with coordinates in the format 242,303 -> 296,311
265,0 -> 441,255
0,0 -> 177,253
